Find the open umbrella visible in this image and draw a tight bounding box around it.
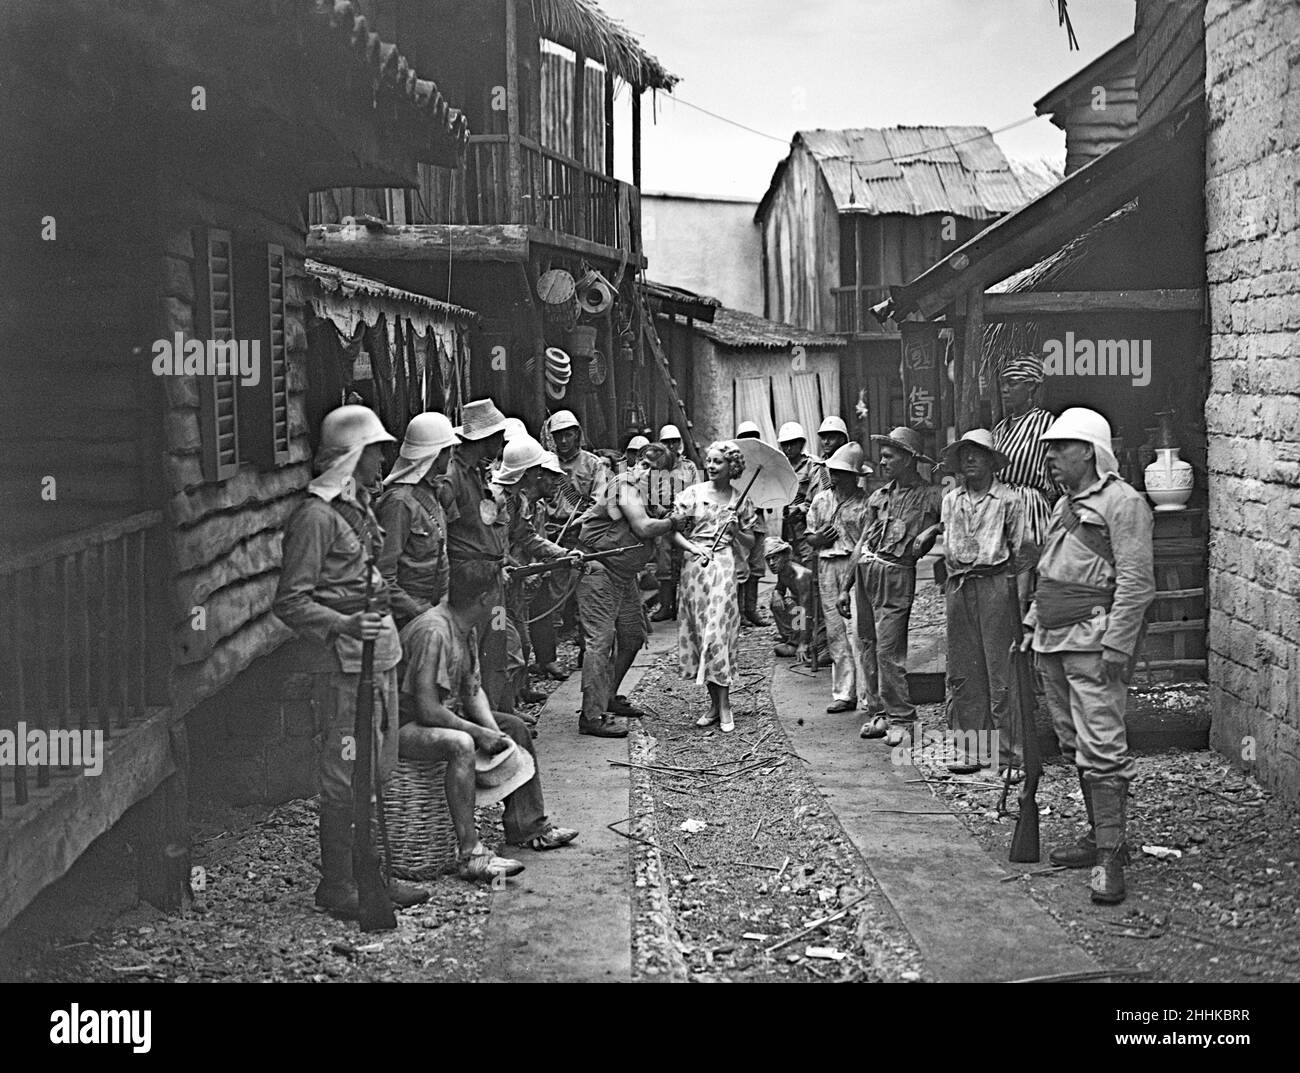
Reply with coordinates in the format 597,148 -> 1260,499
728,438 -> 799,509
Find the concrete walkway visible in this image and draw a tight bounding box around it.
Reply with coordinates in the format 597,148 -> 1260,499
482,621 -> 675,982
770,655 -> 1099,983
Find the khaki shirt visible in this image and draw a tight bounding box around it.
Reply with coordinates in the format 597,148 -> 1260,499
941,478 -> 1033,577
1027,473 -> 1155,656
375,481 -> 449,626
273,493 -> 401,672
859,478 -> 943,562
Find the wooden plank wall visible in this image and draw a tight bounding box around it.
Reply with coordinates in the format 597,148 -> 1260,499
761,144 -> 840,332
1136,0 -> 1206,129
0,83 -> 157,555
156,159 -> 315,717
539,46 -> 606,170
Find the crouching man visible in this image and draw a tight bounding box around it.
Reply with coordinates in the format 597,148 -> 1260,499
273,405 -> 430,918
399,560 -> 579,869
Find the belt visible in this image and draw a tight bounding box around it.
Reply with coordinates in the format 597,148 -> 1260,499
324,593 -> 390,614
859,549 -> 913,570
946,561 -> 1013,590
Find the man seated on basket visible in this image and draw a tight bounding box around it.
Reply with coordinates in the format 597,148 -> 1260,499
398,560 -> 578,880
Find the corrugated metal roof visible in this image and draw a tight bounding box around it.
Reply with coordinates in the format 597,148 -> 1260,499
691,308 -> 847,351
792,125 -> 1050,219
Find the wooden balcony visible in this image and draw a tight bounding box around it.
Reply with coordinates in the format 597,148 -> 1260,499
832,285 -> 896,335
312,135 -> 642,266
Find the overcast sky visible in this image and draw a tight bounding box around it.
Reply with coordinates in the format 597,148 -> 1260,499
599,0 -> 1138,200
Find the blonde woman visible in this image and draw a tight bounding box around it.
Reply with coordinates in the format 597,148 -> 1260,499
671,441 -> 756,732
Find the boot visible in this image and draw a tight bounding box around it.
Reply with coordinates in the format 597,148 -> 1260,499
650,581 -> 676,622
742,577 -> 768,627
385,875 -> 430,909
315,806 -> 359,918
1089,780 -> 1128,905
1049,770 -> 1097,868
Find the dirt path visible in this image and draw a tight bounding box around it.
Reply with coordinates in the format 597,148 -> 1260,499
626,622 -> 925,982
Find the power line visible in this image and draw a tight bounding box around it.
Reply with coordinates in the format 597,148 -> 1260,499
657,92 -> 1049,169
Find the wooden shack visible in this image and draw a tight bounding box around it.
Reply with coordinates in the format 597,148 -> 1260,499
755,126 -> 1058,458
1034,35 -> 1138,176
0,0 -> 467,930
309,0 -> 682,450
881,9 -> 1208,686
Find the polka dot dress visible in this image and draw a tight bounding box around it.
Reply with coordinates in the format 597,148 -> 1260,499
672,486 -> 752,689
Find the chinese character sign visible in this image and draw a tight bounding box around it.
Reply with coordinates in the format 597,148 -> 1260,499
899,322 -> 941,432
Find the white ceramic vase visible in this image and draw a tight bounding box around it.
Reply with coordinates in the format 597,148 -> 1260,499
1144,447 -> 1193,511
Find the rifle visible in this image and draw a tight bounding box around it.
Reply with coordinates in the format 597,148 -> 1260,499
352,559 -> 397,931
504,544 -> 644,582
1007,579 -> 1042,863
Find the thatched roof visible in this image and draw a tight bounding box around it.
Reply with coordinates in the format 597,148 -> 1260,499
529,0 -> 677,90
983,200 -> 1138,372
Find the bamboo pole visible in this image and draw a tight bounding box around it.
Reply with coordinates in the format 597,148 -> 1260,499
960,287 -> 984,433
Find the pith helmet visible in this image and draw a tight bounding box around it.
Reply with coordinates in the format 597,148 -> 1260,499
777,421 -> 807,444
320,405 -> 395,451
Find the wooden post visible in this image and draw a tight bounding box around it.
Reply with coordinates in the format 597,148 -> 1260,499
519,262 -> 547,426
602,308 -> 619,443
504,0 -> 523,224
573,51 -> 586,168
604,72 -> 615,178
133,722 -> 192,912
632,86 -> 642,191
960,287 -> 984,433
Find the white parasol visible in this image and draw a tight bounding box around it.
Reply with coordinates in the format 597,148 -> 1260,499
728,438 -> 799,509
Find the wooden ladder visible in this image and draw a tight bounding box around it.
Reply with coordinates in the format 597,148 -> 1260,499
639,295 -> 703,468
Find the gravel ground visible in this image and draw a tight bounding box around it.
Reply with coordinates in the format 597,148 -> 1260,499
626,623 -> 926,983
1,644 -> 580,984
900,653 -> 1300,979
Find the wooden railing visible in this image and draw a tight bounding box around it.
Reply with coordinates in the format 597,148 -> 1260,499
832,285 -> 895,335
0,512 -> 164,816
411,135 -> 636,256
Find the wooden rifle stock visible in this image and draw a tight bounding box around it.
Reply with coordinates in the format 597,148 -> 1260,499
352,560 -> 397,931
1008,580 -> 1042,863
504,544 -> 643,581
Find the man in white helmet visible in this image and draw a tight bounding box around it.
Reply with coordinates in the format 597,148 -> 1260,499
810,415 -> 851,498
493,435 -> 583,707
777,421 -> 816,563
651,423 -> 700,621
1022,407 -> 1154,906
376,412 -> 457,628
732,420 -> 769,626
540,410 -> 610,664
273,405 -> 431,918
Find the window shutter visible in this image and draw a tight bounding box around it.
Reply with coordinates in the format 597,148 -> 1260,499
196,228 -> 240,481
266,244 -> 291,464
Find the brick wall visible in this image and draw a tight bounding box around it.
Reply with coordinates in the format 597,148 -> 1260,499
1204,0 -> 1300,800
187,648 -> 322,807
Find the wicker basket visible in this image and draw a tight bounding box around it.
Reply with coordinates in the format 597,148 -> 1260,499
382,758 -> 458,880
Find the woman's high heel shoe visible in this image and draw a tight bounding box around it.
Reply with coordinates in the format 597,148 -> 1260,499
719,711 -> 735,733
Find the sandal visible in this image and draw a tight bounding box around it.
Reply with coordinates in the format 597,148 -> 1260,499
1000,767 -> 1025,784
696,712 -> 720,728
859,715 -> 888,740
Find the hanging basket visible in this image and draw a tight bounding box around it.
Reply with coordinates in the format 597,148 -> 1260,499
588,349 -> 608,385
566,325 -> 598,358
382,758 -> 458,880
